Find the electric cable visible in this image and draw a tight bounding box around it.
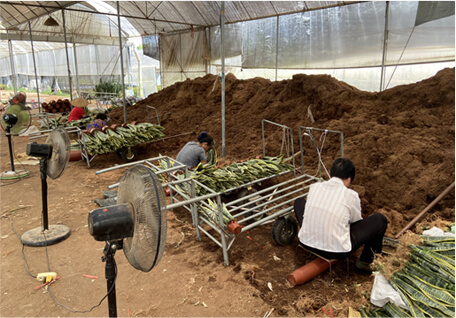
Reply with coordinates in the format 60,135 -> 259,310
47,261 -> 117,314
2,213 -> 116,314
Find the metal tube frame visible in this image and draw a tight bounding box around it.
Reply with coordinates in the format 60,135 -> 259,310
61,9 -> 72,101
298,126 -> 344,177
28,21 -> 41,113
117,1 -> 127,124
94,152 -> 318,266
145,105 -> 161,126
261,119 -> 296,175
8,39 -> 18,94
93,122 -> 345,265
221,2 -> 226,158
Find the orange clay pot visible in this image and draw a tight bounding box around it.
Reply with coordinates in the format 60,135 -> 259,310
227,220 -> 243,235
287,258 -> 339,287
69,150 -> 82,162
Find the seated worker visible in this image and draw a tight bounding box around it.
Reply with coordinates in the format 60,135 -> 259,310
174,131 -> 214,169
86,113 -> 108,130
67,97 -> 88,122
296,158 -> 388,272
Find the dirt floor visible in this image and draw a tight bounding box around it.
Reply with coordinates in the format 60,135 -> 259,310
0,68 -> 454,317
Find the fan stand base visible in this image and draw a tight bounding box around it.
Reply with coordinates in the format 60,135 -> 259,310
0,170 -> 30,180
21,225 -> 71,247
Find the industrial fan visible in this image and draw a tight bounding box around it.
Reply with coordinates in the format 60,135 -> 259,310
88,164 -> 167,317
21,127 -> 71,246
0,104 -> 32,179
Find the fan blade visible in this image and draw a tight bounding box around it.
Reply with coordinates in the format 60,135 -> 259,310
1,104 -> 31,135
46,127 -> 70,179
117,164 -> 167,272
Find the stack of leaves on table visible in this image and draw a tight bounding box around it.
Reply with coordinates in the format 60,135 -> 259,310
81,122 -> 165,155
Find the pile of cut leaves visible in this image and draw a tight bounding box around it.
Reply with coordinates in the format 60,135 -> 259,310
160,155 -> 294,228
191,155 -> 293,195
199,198 -> 233,229
81,122 -> 165,155
362,236 -> 455,317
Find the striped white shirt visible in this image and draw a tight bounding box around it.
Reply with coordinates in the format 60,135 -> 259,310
298,177 -> 362,253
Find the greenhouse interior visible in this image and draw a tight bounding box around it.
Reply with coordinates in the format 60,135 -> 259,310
0,2 -> 455,318
0,1 -> 454,101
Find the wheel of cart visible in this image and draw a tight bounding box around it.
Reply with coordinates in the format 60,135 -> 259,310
116,147 -> 138,162
272,215 -> 299,246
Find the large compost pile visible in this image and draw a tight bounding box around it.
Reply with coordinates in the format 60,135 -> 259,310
110,68 -> 455,237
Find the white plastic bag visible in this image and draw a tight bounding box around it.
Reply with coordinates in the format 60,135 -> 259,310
422,226 -> 455,237
370,273 -> 408,309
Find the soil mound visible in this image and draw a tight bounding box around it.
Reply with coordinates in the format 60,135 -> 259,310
110,68 -> 455,235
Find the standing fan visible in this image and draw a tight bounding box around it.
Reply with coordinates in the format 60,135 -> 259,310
21,127 -> 71,246
88,164 -> 167,317
0,104 -> 32,179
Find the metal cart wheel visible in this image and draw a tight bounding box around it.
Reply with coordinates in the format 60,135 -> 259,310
272,215 -> 298,246
120,147 -> 138,162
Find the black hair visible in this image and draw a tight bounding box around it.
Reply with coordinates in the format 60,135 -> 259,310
330,158 -> 355,182
197,131 -> 213,146
96,113 -> 107,120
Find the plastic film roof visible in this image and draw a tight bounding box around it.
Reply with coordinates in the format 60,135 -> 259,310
107,1 -> 360,35
0,1 -> 360,59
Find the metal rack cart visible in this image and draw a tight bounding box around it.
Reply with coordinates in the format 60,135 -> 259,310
95,121 -> 343,265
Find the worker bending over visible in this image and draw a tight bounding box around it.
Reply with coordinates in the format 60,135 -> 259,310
296,158 -> 388,272
174,131 -> 214,169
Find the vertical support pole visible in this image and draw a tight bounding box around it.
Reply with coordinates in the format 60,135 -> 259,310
95,45 -> 101,83
261,120 -> 265,157
103,242 -> 118,318
289,128 -> 296,177
380,1 -> 390,92
340,132 -> 344,158
216,194 -> 229,266
6,128 -> 15,171
117,1 -> 127,124
8,40 -> 18,94
61,9 -> 73,101
190,179 -> 201,241
206,27 -> 210,75
40,159 -> 49,231
133,46 -> 143,97
159,36 -> 164,90
179,33 -> 184,81
28,22 -> 41,113
72,38 -> 80,97
299,127 -> 305,174
221,2 -> 226,158
275,15 -> 279,81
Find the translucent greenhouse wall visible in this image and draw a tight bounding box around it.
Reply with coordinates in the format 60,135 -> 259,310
0,1 -> 453,96
146,1 -> 454,92
0,42 -> 157,98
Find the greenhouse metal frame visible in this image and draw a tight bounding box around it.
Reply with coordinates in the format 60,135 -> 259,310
0,1 -> 454,156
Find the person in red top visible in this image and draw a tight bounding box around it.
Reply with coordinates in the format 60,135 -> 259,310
68,97 -> 88,122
